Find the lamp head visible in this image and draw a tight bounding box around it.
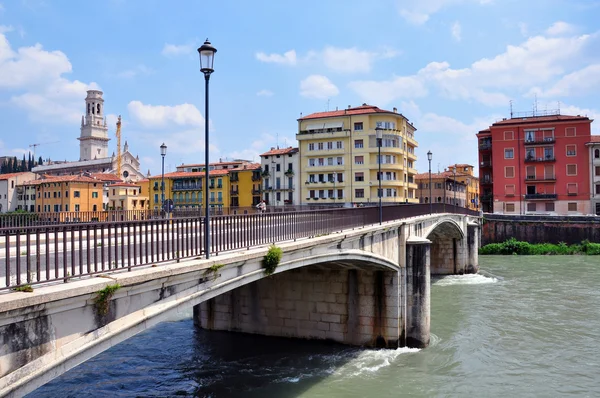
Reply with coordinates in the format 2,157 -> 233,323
160,143 -> 167,157
427,150 -> 432,161
198,39 -> 217,75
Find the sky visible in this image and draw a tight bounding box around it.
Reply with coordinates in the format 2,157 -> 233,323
0,0 -> 599,177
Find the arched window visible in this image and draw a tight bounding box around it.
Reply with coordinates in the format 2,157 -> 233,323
595,149 -> 600,159
424,197 -> 429,203
97,103 -> 101,114
437,197 -> 442,203
91,103 -> 95,114
87,103 -> 90,114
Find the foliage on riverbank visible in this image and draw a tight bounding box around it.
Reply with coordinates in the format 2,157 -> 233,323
480,238 -> 600,255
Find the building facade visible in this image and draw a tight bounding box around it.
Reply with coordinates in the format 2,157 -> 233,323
107,183 -> 148,211
297,104 -> 418,206
25,175 -> 104,213
447,164 -> 480,211
0,172 -> 36,213
415,171 -> 467,209
260,147 -> 299,206
589,136 -> 600,215
477,113 -> 593,215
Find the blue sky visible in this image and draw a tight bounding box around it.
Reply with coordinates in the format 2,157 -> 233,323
0,0 -> 599,176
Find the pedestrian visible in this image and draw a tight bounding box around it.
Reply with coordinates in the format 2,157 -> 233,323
260,200 -> 267,214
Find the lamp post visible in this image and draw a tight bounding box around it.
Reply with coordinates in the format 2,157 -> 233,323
160,143 -> 167,217
427,150 -> 432,214
198,39 -> 217,259
376,127 -> 383,224
453,165 -> 457,213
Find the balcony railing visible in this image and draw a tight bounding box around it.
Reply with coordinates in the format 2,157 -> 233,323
480,161 -> 492,168
479,143 -> 492,150
173,184 -> 203,191
524,137 -> 555,145
252,175 -> 262,181
525,193 -> 558,200
524,156 -> 555,163
230,189 -> 239,195
525,175 -> 556,182
251,189 -> 261,195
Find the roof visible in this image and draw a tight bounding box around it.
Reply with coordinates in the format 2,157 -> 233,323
91,173 -> 122,182
590,136 -> 600,143
492,114 -> 591,127
0,172 -> 33,181
449,164 -> 473,168
148,169 -> 230,179
23,175 -> 101,185
260,147 -> 298,157
299,104 -> 401,120
239,162 -> 261,171
32,157 -> 112,173
414,171 -> 468,181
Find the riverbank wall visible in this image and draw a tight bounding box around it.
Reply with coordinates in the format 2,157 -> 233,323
482,214 -> 600,245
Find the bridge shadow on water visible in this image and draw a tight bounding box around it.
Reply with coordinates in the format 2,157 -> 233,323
29,318 -> 375,398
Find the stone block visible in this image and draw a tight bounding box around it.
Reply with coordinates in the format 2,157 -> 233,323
329,322 -> 346,333
330,282 -> 343,294
328,303 -> 346,314
317,322 -> 330,331
325,330 -> 345,342
335,294 -> 348,304
324,293 -> 337,303
309,312 -> 321,322
321,313 -> 341,323
316,302 -> 328,313
295,310 -> 310,321
359,316 -> 374,326
284,318 -> 299,328
282,326 -> 297,336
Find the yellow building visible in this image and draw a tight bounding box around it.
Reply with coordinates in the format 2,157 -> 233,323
27,175 -> 104,213
107,182 -> 148,210
447,164 -> 480,211
148,169 -> 230,210
231,163 -> 262,208
297,104 -> 418,205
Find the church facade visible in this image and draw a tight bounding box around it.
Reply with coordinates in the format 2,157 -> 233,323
32,90 -> 146,182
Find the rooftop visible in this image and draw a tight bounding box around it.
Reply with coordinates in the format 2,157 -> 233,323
299,104 -> 402,121
492,114 -> 592,127
108,182 -> 140,187
260,147 -> 299,157
0,172 -> 34,181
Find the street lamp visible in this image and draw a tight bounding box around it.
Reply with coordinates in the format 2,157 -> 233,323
453,165 -> 457,213
198,39 -> 217,259
376,127 -> 383,224
427,150 -> 432,214
160,143 -> 167,218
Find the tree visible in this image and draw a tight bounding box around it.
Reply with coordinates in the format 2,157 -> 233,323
21,154 -> 26,172
38,156 -> 43,167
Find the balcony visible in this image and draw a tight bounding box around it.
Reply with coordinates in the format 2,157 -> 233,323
230,189 -> 239,196
481,178 -> 493,185
261,170 -> 270,178
173,183 -> 203,191
480,193 -> 493,202
525,175 -> 556,182
480,161 -> 492,168
525,193 -> 558,200
251,174 -> 262,181
251,189 -> 261,195
524,156 -> 555,163
524,137 -> 555,145
479,143 -> 492,150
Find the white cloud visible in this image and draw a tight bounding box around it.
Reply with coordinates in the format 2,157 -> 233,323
256,89 -> 274,97
348,76 -> 428,106
532,64 -> 600,98
558,104 -> 600,134
161,43 -> 195,57
116,64 -> 153,79
398,0 -> 492,25
451,21 -> 462,42
0,25 -> 12,34
300,75 -> 339,99
0,32 -> 100,123
127,101 -> 205,129
255,50 -> 297,65
323,46 -> 374,73
546,21 -> 575,36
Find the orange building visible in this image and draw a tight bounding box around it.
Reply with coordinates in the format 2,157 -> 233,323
477,113 -> 593,215
107,182 -> 148,210
26,175 -> 104,213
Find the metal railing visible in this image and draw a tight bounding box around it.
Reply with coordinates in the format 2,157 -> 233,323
1,204 -> 479,291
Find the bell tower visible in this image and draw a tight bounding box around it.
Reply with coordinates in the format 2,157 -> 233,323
78,90 -> 110,161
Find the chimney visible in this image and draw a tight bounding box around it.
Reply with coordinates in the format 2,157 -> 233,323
348,105 -> 351,109
393,107 -> 397,113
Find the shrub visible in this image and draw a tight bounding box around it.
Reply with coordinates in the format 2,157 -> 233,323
262,245 -> 283,275
480,238 -> 600,255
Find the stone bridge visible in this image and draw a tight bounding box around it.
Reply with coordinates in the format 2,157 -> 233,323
0,213 -> 479,397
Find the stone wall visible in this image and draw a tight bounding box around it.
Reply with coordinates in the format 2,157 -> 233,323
194,267 -> 400,348
482,215 -> 600,244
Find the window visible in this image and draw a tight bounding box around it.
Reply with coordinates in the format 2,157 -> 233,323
355,172 -> 364,182
337,173 -> 343,182
526,166 -> 536,180
355,139 -> 364,149
595,149 -> 600,159
545,202 -> 555,212
276,164 -> 281,172
568,202 -> 577,212
596,166 -> 600,176
505,185 -> 515,196
337,157 -> 343,165
566,164 -> 577,176
337,189 -> 343,198
92,192 -> 98,198
336,141 -> 343,149
318,158 -> 324,166
545,165 -> 554,179
93,204 -> 97,211
505,203 -> 515,212
567,183 -> 578,195
566,145 -> 576,156
355,156 -> 364,165
505,166 -> 515,178
309,159 -> 315,167
327,157 -> 334,166
75,204 -> 80,212
525,131 -> 535,142
504,148 -> 514,159
354,122 -> 363,131
565,127 -> 576,137
74,191 -> 80,198
65,204 -> 69,212
327,142 -> 333,150
308,143 -> 315,151
596,184 -> 600,195
526,148 -> 535,160
504,131 -> 514,140
318,143 -> 324,150
527,203 -> 536,212
154,194 -> 159,202
355,189 -> 364,198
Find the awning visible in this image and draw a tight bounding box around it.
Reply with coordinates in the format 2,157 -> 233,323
306,122 -> 343,130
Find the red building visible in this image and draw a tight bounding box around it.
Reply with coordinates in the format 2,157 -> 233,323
477,112 -> 593,215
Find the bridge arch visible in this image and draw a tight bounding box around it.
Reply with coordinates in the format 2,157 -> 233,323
425,218 -> 466,275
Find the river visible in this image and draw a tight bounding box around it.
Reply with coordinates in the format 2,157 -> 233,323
30,256 -> 600,397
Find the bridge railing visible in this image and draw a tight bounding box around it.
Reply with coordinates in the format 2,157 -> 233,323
0,204 -> 478,291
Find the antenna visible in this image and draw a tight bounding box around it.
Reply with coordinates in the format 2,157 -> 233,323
533,93 -> 538,116
29,141 -> 59,159
509,100 -> 513,118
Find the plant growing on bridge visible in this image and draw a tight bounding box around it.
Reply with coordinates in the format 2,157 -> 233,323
94,284 -> 121,316
13,284 -> 33,293
204,263 -> 225,276
263,245 -> 283,276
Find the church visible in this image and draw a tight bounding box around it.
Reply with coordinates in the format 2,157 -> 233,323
32,90 -> 146,182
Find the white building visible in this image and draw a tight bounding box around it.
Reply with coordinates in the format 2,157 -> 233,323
0,172 -> 36,213
589,136 -> 600,215
32,90 -> 145,182
260,147 -> 300,206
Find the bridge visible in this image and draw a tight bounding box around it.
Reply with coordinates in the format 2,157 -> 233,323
0,204 -> 480,397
